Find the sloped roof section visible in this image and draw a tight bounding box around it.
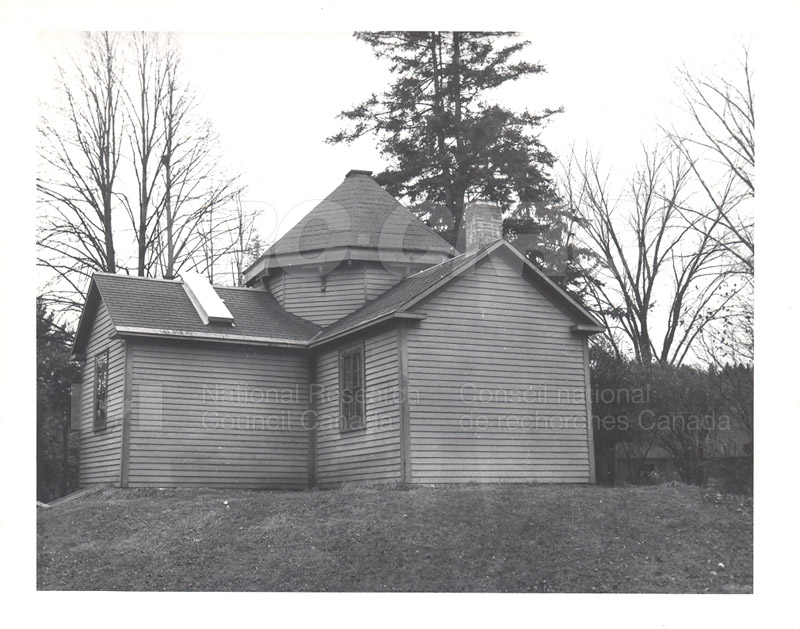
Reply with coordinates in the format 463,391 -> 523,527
72,274 -> 320,355
265,170 -> 455,258
310,254 -> 471,345
310,239 -> 604,346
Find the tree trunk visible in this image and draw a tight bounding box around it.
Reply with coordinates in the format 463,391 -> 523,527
429,33 -> 455,239
164,81 -> 175,278
103,202 -> 116,273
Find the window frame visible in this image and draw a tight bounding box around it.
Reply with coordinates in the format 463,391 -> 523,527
93,349 -> 109,432
338,341 -> 366,432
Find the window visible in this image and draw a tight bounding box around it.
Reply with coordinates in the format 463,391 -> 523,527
93,350 -> 109,431
339,344 -> 365,431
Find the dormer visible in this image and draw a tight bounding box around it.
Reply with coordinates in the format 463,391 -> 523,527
244,170 -> 455,326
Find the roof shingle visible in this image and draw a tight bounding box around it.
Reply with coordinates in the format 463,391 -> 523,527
92,274 -> 320,344
264,170 -> 454,258
309,239 -> 605,346
310,253 -> 474,345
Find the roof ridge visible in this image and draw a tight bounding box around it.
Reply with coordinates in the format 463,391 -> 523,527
252,170 -> 455,269
309,251 -> 471,344
93,272 -> 180,284
311,239 -> 564,347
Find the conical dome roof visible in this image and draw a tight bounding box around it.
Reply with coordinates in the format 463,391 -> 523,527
266,170 -> 455,259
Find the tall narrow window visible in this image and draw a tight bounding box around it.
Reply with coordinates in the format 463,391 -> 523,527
93,349 -> 109,431
339,344 -> 365,431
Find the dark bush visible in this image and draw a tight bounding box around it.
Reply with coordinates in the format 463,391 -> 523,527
37,298 -> 80,502
590,346 -> 753,493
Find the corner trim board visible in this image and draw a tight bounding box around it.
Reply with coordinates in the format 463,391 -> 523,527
583,338 -> 596,484
397,323 -> 412,483
119,340 -> 132,488
307,357 -> 318,488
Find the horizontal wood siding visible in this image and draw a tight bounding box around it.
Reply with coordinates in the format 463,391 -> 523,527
314,329 -> 402,486
268,271 -> 285,306
364,262 -> 404,301
406,255 -> 592,484
128,339 -> 310,488
282,265 -> 366,326
79,302 -> 124,486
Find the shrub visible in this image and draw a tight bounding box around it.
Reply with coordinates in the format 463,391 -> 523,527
590,346 -> 752,493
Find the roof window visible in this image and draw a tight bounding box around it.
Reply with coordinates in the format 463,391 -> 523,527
181,270 -> 234,325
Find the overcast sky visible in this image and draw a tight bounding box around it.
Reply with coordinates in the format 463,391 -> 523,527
177,29 -> 752,243
38,25 -> 753,246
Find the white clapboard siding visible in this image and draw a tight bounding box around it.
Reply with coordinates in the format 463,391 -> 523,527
282,265 -> 366,326
127,339 -> 310,489
79,302 -> 124,486
314,329 -> 402,486
364,262 -> 404,301
405,254 -> 592,484
275,262 -> 404,326
267,271 -> 285,306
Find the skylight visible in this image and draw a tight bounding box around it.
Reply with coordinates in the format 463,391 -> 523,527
181,270 -> 234,325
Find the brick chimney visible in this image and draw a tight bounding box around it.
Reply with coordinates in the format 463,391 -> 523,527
464,199 -> 503,254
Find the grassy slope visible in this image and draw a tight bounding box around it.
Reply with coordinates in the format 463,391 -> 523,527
37,484 -> 752,593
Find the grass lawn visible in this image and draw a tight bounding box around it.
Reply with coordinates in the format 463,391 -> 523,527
37,483 -> 752,593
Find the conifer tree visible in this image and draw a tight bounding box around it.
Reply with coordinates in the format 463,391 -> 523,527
328,32 -> 561,247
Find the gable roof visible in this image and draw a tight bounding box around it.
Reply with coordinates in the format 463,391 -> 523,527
71,274 -> 320,357
249,170 -> 455,266
309,239 -> 604,347
71,241 -> 602,358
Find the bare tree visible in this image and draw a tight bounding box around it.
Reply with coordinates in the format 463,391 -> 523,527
37,32 -> 125,312
667,45 -> 754,277
120,32 -> 170,277
666,46 -> 754,366
154,48 -> 242,280
561,144 -> 737,365
697,282 -> 753,364
38,31 -> 245,320
227,194 -> 263,286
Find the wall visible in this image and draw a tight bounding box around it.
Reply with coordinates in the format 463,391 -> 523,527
405,254 -> 594,483
313,328 -> 402,486
267,271 -> 285,306
364,263 -> 405,301
127,339 -> 310,489
78,302 -> 125,486
268,262 -> 406,326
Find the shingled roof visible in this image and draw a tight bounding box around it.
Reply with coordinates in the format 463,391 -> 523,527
71,241 -> 602,358
259,170 -> 455,259
71,274 -> 320,356
309,253 -> 471,346
309,239 -> 604,347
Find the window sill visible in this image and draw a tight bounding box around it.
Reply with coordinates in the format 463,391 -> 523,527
339,424 -> 367,434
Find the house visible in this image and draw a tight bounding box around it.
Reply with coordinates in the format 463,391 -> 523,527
69,169 -> 604,489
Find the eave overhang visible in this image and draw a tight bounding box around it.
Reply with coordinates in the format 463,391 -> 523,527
244,246 -> 453,286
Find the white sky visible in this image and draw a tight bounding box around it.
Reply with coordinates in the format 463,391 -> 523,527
170,29 -> 751,243
37,23 -> 755,246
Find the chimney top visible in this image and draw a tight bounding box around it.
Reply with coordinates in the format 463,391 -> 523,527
465,199 -> 503,254
345,169 -> 373,179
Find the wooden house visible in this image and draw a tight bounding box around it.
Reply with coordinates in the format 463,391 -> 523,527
70,169 -> 604,489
